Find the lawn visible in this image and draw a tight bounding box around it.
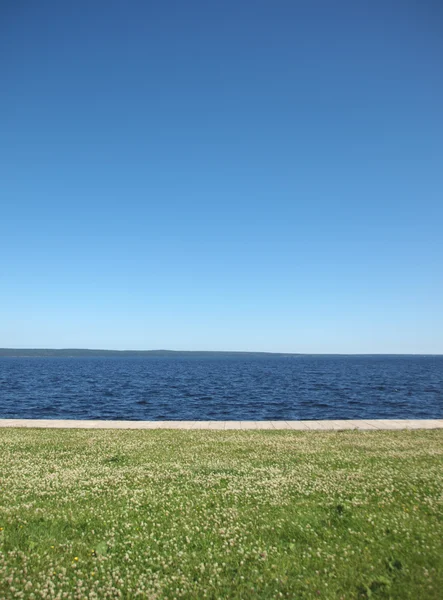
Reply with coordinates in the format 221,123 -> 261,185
0,429 -> 442,599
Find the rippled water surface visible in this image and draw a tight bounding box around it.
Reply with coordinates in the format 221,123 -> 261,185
0,356 -> 442,420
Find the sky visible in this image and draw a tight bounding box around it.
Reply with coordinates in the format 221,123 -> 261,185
1,0 -> 442,353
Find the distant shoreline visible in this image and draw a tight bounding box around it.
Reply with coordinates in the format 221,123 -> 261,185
0,349 -> 440,358
0,349 -> 295,358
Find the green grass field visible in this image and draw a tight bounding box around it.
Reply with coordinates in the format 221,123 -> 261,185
0,429 -> 442,599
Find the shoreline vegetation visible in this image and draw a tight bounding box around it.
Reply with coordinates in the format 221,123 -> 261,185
0,349 -> 294,358
1,429 -> 442,599
0,349 -> 440,358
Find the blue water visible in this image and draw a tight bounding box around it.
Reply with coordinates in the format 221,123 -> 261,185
0,355 -> 442,420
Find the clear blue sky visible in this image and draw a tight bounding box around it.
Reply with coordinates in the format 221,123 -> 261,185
1,1 -> 442,353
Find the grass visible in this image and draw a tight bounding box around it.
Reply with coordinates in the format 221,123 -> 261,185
0,429 -> 442,599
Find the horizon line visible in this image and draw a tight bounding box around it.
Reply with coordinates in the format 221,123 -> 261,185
0,348 -> 441,357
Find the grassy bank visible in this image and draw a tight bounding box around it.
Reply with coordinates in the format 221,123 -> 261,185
0,429 -> 442,599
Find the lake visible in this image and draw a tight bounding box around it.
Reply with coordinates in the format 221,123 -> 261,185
0,355 -> 442,420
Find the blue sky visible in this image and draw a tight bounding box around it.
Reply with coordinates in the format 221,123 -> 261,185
1,1 -> 442,353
